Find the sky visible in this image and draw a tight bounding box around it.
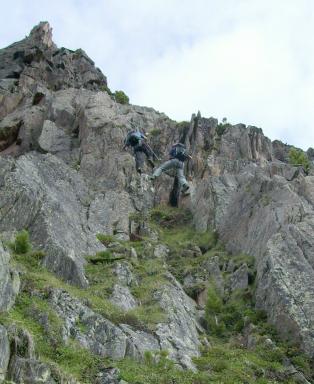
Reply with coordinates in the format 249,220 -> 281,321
1,0 -> 314,150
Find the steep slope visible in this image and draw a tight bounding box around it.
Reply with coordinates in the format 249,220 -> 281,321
0,22 -> 313,383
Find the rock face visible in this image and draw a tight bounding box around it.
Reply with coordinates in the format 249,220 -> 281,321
0,325 -> 10,383
1,21 -> 314,381
190,149 -> 314,355
0,241 -> 20,311
154,276 -> 201,370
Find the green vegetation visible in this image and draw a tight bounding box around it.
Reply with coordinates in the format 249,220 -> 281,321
96,233 -> 115,246
149,128 -> 162,137
289,147 -> 310,173
114,90 -> 129,104
216,122 -> 231,136
117,351 -> 210,384
99,84 -> 113,95
2,216 -> 312,383
176,121 -> 190,133
0,292 -> 103,383
9,229 -> 32,254
194,342 -> 289,384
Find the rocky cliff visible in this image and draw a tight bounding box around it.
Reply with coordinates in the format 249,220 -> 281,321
0,22 -> 313,383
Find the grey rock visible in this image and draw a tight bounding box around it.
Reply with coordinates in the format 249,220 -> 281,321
8,327 -> 35,359
8,358 -> 58,384
284,365 -> 311,384
48,288 -> 159,360
38,119 -> 71,154
0,22 -> 107,92
0,241 -> 20,311
154,276 -> 201,370
153,243 -> 169,259
255,224 -> 314,356
119,324 -> 160,359
0,153 -> 103,287
113,262 -> 137,287
229,263 -> 249,292
0,325 -> 9,383
95,367 -> 127,384
5,327 -> 64,384
109,284 -> 138,311
49,288 -> 128,359
202,256 -> 224,296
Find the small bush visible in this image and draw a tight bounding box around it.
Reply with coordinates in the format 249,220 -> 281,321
289,147 -> 310,173
96,234 -> 115,246
114,90 -> 129,104
99,84 -> 113,95
149,128 -> 162,137
216,123 -> 231,136
10,229 -> 31,254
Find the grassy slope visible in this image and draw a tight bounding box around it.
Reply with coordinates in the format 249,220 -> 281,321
0,207 -> 312,383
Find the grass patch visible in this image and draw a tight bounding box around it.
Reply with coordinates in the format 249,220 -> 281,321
116,353 -> 210,384
96,234 -> 115,246
194,342 -> 287,384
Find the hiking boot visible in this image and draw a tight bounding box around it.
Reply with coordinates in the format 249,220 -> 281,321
147,158 -> 155,168
137,168 -> 142,174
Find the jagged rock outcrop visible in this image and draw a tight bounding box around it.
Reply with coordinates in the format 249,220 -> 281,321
48,273 -> 202,370
0,241 -> 20,311
1,21 -> 314,382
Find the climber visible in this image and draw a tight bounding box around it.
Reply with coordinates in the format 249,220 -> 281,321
150,142 -> 191,194
123,130 -> 155,174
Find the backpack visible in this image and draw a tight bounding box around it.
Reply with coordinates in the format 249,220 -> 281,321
127,131 -> 143,146
169,143 -> 188,161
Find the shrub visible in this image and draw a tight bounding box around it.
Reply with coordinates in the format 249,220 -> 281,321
216,122 -> 231,136
149,128 -> 162,136
10,229 -> 31,254
114,90 -> 129,104
99,84 -> 113,95
96,233 -> 115,246
289,147 -> 310,173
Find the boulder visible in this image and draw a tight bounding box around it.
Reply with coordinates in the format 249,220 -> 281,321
109,284 -> 138,311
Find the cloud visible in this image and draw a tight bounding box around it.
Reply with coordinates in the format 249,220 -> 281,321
1,0 -> 314,149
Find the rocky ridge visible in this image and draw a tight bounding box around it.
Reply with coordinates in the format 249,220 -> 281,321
0,22 -> 314,383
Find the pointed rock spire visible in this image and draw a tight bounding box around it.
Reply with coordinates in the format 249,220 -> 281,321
29,21 -> 56,49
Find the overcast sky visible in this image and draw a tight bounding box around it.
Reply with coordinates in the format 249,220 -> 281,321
1,0 -> 314,150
